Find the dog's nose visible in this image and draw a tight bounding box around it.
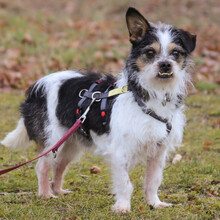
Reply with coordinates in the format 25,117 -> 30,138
159,61 -> 172,73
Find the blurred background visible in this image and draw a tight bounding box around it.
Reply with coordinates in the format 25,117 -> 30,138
0,0 -> 219,92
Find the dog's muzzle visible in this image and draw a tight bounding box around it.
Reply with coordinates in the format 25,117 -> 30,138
157,61 -> 173,79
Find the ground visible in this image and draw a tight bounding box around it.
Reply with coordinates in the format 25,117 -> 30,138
0,92 -> 219,219
0,0 -> 220,219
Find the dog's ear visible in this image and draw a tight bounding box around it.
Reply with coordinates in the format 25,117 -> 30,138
179,29 -> 196,53
126,7 -> 151,44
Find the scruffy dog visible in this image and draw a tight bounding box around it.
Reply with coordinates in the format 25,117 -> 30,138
1,8 -> 196,212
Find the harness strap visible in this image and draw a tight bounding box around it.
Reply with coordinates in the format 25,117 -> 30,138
129,84 -> 172,134
82,86 -> 128,100
100,85 -> 113,111
100,85 -> 114,124
77,78 -> 108,138
78,79 -> 102,109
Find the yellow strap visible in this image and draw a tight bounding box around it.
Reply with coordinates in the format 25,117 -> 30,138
108,86 -> 128,97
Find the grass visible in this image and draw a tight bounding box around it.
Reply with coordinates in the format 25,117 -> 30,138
0,92 -> 219,219
195,81 -> 220,92
0,0 -> 220,219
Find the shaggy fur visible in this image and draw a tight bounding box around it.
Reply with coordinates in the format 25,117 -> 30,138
1,7 -> 196,213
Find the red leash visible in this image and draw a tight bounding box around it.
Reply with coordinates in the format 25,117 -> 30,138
0,85 -> 108,176
0,119 -> 82,176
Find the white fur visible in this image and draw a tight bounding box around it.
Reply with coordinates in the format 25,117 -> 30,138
157,25 -> 172,56
1,118 -> 31,150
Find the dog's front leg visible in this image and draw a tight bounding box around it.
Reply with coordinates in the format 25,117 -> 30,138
144,146 -> 172,209
111,155 -> 133,213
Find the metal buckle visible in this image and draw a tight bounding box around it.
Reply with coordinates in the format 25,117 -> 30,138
79,89 -> 88,98
122,86 -> 127,93
91,91 -> 101,102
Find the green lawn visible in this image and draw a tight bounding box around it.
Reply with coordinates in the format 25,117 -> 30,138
0,92 -> 219,219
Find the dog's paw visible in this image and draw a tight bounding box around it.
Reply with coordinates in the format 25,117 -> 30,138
112,201 -> 130,213
57,189 -> 72,195
52,188 -> 72,195
39,192 -> 58,199
50,182 -> 72,195
152,202 -> 173,209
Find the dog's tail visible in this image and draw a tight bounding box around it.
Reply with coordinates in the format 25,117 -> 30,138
1,118 -> 31,150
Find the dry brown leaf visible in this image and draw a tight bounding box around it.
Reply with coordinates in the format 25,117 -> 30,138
94,51 -> 104,60
203,141 -> 212,146
22,33 -> 34,45
90,166 -> 101,174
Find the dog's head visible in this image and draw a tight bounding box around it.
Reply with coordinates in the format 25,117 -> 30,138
125,7 -> 196,94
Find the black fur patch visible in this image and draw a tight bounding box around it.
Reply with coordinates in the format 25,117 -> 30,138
56,73 -> 117,139
125,29 -> 157,101
171,28 -> 196,55
128,80 -> 150,102
20,84 -> 48,145
127,27 -> 158,72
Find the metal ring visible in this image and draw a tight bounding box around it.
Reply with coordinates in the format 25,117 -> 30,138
122,86 -> 127,93
92,91 -> 101,102
79,89 -> 88,98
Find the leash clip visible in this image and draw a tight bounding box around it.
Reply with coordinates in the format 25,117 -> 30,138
79,91 -> 99,123
91,91 -> 101,102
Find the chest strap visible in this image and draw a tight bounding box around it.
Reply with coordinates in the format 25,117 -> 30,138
76,79 -> 128,138
81,86 -> 128,100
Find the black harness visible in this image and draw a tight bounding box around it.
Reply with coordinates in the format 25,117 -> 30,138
76,78 -> 116,138
76,78 -> 172,138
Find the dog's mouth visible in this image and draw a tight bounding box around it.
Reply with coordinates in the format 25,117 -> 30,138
157,72 -> 173,79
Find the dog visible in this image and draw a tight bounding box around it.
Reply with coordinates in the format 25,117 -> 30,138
1,7 -> 196,213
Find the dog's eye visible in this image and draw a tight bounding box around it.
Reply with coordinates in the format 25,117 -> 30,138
146,49 -> 156,59
172,50 -> 180,58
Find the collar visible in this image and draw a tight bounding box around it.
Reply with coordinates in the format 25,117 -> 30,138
128,84 -> 172,135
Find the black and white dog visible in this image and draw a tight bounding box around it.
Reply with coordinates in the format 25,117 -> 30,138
1,8 -> 196,212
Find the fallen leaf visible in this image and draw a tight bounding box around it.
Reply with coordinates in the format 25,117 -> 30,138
139,206 -> 143,211
22,33 -> 34,45
90,166 -> 101,174
94,51 -> 104,60
203,141 -> 212,146
187,201 -> 195,205
105,51 -> 115,60
203,146 -> 210,151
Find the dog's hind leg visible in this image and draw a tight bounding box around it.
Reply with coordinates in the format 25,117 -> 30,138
51,140 -> 84,195
35,156 -> 55,198
111,154 -> 133,213
144,146 -> 172,209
